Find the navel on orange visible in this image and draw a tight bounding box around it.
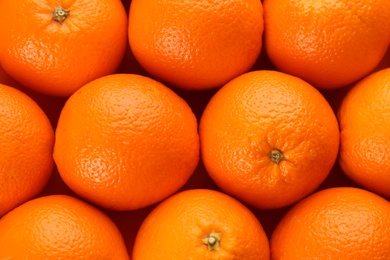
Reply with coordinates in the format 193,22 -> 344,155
133,189 -> 270,259
0,0 -> 128,96
200,70 -> 340,209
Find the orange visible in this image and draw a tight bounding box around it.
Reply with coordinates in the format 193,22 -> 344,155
338,68 -> 390,199
270,187 -> 390,259
263,0 -> 390,89
0,194 -> 129,259
132,189 -> 270,259
0,0 -> 127,97
53,74 -> 200,211
128,0 -> 263,90
0,84 -> 54,217
199,70 -> 340,209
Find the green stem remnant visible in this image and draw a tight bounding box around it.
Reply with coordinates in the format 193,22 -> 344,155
270,149 -> 283,164
52,6 -> 70,24
202,231 -> 221,251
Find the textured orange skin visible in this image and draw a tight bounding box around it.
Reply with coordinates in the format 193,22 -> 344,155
0,195 -> 129,259
271,187 -> 390,259
132,189 -> 270,259
53,74 -> 200,210
128,0 -> 263,90
199,70 -> 340,209
263,0 -> 390,89
338,68 -> 390,199
0,0 -> 128,97
0,84 -> 54,217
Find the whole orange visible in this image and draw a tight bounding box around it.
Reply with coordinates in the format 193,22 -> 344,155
53,74 -> 200,211
0,194 -> 129,259
128,0 -> 263,90
199,70 -> 340,209
338,68 -> 390,199
0,0 -> 128,97
0,84 -> 54,217
263,0 -> 390,89
132,189 -> 270,259
271,187 -> 390,259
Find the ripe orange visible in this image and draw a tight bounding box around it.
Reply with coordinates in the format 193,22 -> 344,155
263,0 -> 390,89
0,194 -> 129,259
0,84 -> 54,217
132,189 -> 270,259
0,0 -> 128,97
338,68 -> 390,199
53,74 -> 200,211
270,187 -> 390,259
128,0 -> 263,90
199,70 -> 340,209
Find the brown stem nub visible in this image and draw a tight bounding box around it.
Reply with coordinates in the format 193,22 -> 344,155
53,6 -> 69,24
202,231 -> 221,251
270,149 -> 283,164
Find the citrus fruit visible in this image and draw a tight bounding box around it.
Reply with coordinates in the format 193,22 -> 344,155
338,68 -> 390,199
128,0 -> 264,90
263,0 -> 390,89
53,74 -> 200,210
0,0 -> 128,96
199,70 -> 340,209
132,189 -> 270,259
270,187 -> 390,259
0,83 -> 54,217
0,194 -> 129,259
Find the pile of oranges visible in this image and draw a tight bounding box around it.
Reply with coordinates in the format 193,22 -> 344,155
0,0 -> 390,258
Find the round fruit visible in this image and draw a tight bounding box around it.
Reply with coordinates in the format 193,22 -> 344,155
199,70 -> 340,209
0,194 -> 129,259
338,68 -> 390,199
0,0 -> 128,96
133,189 -> 270,259
128,0 -> 264,90
53,74 -> 200,210
271,187 -> 390,259
0,83 -> 54,217
263,0 -> 390,89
